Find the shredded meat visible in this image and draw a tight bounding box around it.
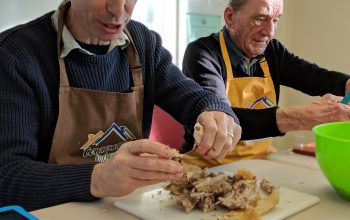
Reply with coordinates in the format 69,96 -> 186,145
218,179 -> 257,210
166,169 -> 277,214
260,178 -> 276,194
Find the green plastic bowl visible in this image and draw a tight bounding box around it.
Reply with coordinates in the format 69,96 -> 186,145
313,121 -> 350,201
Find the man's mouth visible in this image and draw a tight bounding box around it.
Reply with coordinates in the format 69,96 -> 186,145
102,23 -> 122,34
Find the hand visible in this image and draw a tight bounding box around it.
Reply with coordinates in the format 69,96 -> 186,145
90,139 -> 183,198
194,111 -> 241,159
277,94 -> 350,132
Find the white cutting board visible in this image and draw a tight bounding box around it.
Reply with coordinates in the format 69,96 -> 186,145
114,184 -> 320,220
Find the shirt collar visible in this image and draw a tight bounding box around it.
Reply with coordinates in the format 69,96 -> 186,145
51,2 -> 129,58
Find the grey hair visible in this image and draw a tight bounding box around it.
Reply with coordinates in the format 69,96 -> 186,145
228,0 -> 249,10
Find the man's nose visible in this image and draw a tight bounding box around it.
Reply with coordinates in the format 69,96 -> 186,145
107,0 -> 127,20
262,20 -> 275,38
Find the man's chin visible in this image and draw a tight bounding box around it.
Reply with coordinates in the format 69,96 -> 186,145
251,48 -> 266,57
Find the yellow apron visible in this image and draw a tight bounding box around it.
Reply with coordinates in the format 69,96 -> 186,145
184,31 -> 277,168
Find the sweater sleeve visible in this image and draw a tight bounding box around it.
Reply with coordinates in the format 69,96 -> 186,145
150,31 -> 239,127
182,37 -> 284,142
0,49 -> 97,211
272,40 -> 350,96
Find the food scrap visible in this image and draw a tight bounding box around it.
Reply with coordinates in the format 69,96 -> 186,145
170,148 -> 184,162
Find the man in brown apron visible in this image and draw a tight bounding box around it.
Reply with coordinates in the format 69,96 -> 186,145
0,0 -> 243,211
49,1 -> 241,197
182,0 -> 350,168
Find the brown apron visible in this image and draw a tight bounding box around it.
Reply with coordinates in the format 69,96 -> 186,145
49,2 -> 144,164
183,30 -> 277,168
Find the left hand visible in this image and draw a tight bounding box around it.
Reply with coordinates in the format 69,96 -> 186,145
194,111 -> 241,159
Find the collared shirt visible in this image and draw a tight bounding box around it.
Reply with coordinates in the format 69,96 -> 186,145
51,1 -> 129,58
219,26 -> 264,77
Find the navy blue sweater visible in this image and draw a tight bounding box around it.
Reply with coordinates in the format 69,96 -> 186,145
0,12 -> 238,210
182,33 -> 350,152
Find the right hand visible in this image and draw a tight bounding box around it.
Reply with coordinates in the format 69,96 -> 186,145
193,111 -> 241,160
277,93 -> 350,132
90,139 -> 183,198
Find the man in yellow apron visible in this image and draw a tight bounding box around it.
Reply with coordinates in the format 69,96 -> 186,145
182,0 -> 350,168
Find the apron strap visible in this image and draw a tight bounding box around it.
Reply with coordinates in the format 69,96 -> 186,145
219,30 -> 233,81
124,29 -> 143,87
57,2 -> 71,87
259,57 -> 271,78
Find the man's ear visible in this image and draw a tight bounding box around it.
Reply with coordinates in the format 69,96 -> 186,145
224,6 -> 235,28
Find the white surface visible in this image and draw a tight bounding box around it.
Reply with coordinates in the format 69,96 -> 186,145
268,148 -> 320,171
31,160 -> 350,220
114,182 -> 319,220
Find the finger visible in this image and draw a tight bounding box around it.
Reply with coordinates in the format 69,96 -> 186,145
206,118 -> 227,158
233,124 -> 242,145
129,168 -> 183,181
126,139 -> 174,159
196,117 -> 218,154
129,155 -> 183,174
216,132 -> 236,159
323,94 -> 343,103
216,139 -> 232,159
216,121 -> 241,159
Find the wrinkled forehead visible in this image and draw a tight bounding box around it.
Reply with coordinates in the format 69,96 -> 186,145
244,0 -> 283,17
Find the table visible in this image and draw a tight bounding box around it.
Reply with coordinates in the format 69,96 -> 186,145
267,148 -> 320,170
31,159 -> 350,220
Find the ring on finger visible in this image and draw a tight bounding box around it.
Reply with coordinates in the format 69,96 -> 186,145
227,132 -> 235,139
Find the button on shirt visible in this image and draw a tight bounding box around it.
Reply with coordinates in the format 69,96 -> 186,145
51,3 -> 129,58
220,27 -> 264,77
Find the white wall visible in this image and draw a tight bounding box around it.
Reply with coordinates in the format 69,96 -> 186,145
273,0 -> 350,148
133,0 -> 177,65
0,0 -> 61,32
177,0 -> 228,65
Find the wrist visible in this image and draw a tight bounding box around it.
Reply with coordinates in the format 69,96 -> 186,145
90,163 -> 104,198
276,106 -> 308,132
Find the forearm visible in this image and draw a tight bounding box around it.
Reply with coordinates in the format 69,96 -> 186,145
233,107 -> 284,140
276,106 -> 311,132
0,160 -> 97,211
276,92 -> 350,133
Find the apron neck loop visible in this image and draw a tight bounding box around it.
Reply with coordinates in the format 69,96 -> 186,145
124,29 -> 143,87
57,2 -> 71,87
56,2 -> 143,88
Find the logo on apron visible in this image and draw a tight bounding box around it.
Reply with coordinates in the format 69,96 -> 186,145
249,96 -> 275,109
80,123 -> 136,162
